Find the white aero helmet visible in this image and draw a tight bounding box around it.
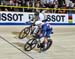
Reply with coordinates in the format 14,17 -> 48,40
35,21 -> 43,25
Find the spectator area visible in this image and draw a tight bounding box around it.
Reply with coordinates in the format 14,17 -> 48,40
0,0 -> 75,13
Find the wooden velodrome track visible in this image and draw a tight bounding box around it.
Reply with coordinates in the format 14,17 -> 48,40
0,25 -> 75,59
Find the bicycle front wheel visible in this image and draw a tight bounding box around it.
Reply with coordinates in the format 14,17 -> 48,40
24,38 -> 37,51
19,27 -> 30,39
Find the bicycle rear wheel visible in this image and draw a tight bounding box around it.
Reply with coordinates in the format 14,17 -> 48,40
24,38 -> 37,51
41,39 -> 52,51
19,27 -> 30,39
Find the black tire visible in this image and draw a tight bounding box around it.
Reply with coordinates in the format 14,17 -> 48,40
41,39 -> 52,51
24,38 -> 37,51
19,27 -> 30,39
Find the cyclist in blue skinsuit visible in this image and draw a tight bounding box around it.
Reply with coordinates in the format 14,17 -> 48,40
41,23 -> 52,38
34,21 -> 53,48
30,11 -> 52,48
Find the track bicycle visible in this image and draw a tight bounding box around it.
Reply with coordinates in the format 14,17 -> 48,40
24,34 -> 53,52
18,22 -> 35,39
18,19 -> 50,39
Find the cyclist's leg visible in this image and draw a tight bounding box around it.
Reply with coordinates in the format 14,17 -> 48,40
43,30 -> 51,48
30,25 -> 35,34
33,26 -> 39,36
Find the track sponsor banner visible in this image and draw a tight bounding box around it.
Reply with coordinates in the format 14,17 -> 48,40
45,13 -> 75,25
45,13 -> 68,23
0,11 -> 34,23
0,11 -> 75,25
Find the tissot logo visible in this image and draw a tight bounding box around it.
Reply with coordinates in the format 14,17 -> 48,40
46,15 -> 65,22
0,13 -> 23,21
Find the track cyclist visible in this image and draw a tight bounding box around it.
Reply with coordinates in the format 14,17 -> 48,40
31,11 -> 53,49
29,11 -> 46,34
33,20 -> 53,50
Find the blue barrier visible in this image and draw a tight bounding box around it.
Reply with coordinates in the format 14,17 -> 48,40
0,23 -> 75,25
